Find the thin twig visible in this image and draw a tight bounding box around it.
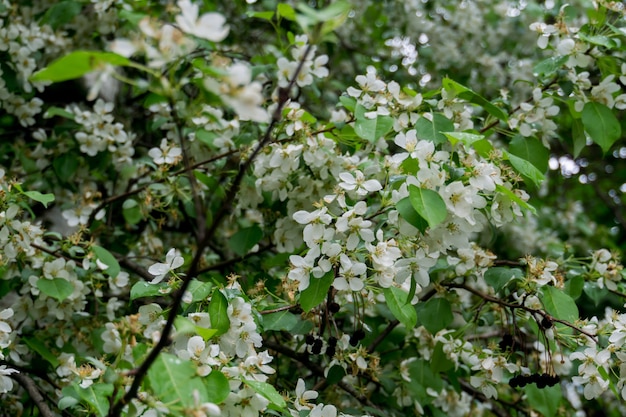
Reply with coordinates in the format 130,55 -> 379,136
259,305 -> 297,315
445,282 -> 598,342
87,149 -> 239,227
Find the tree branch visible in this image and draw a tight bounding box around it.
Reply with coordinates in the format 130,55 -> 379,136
445,282 -> 598,342
11,373 -> 55,417
108,41 -> 318,417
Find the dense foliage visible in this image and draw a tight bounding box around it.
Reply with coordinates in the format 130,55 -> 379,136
2,0 -> 626,416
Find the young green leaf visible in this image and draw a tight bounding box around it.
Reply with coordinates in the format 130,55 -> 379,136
414,113 -> 454,144
524,384 -> 561,417
62,383 -> 113,416
21,190 -> 55,208
147,353 -> 206,408
23,337 -> 61,367
383,286 -> 417,329
539,286 -> 579,322
508,135 -> 549,173
300,270 -> 334,312
262,310 -> 299,332
484,267 -> 524,294
130,281 -> 170,300
31,51 -> 132,83
408,185 -> 447,229
354,104 -> 394,143
495,184 -> 536,214
504,151 -> 545,188
209,289 -> 230,336
92,246 -> 121,278
416,297 -> 453,334
37,278 -> 73,302
122,199 -> 142,225
228,225 -> 263,257
396,197 -> 428,233
53,152 -> 79,183
581,102 -> 621,154
204,370 -> 230,403
243,379 -> 287,409
442,78 -> 508,121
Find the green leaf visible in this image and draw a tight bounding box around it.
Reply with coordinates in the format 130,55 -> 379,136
396,197 -> 428,233
53,152 -> 79,183
21,190 -> 55,208
174,317 -> 218,341
407,359 -> 442,402
581,102 -> 621,154
31,50 -> 132,83
539,286 -> 579,322
443,131 -> 493,157
508,135 -> 549,173
484,267 -> 524,294
300,270 -> 334,312
36,278 -> 73,302
583,282 -> 609,307
147,353 -> 205,408
23,337 -> 60,367
130,281 -> 169,300
578,31 -> 617,49
80,384 -> 114,416
408,185 -> 447,229
430,343 -> 454,373
504,151 -> 545,188
383,287 -> 417,329
92,246 -> 120,278
209,289 -> 230,336
204,371 -> 230,403
442,78 -> 508,121
122,199 -> 142,225
119,9 -> 146,25
277,3 -> 296,21
295,0 -> 351,36
39,1 -> 82,29
524,384 -> 561,417
354,104 -> 394,143
243,379 -> 287,409
533,56 -> 568,77
414,113 -> 454,144
246,10 -> 275,21
228,224 -> 263,257
185,279 -> 213,303
565,275 -> 584,300
262,310 -> 299,332
44,106 -> 76,119
495,184 -> 536,214
339,96 -> 356,112
416,297 -> 453,334
326,364 -> 346,386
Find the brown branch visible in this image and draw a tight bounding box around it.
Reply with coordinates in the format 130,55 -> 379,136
107,40 -> 318,417
445,282 -> 598,342
86,149 -> 239,227
11,373 -> 55,417
195,244 -> 274,275
169,95 -> 206,242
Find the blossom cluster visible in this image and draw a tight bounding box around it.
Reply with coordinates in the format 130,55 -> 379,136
2,1 -> 626,417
